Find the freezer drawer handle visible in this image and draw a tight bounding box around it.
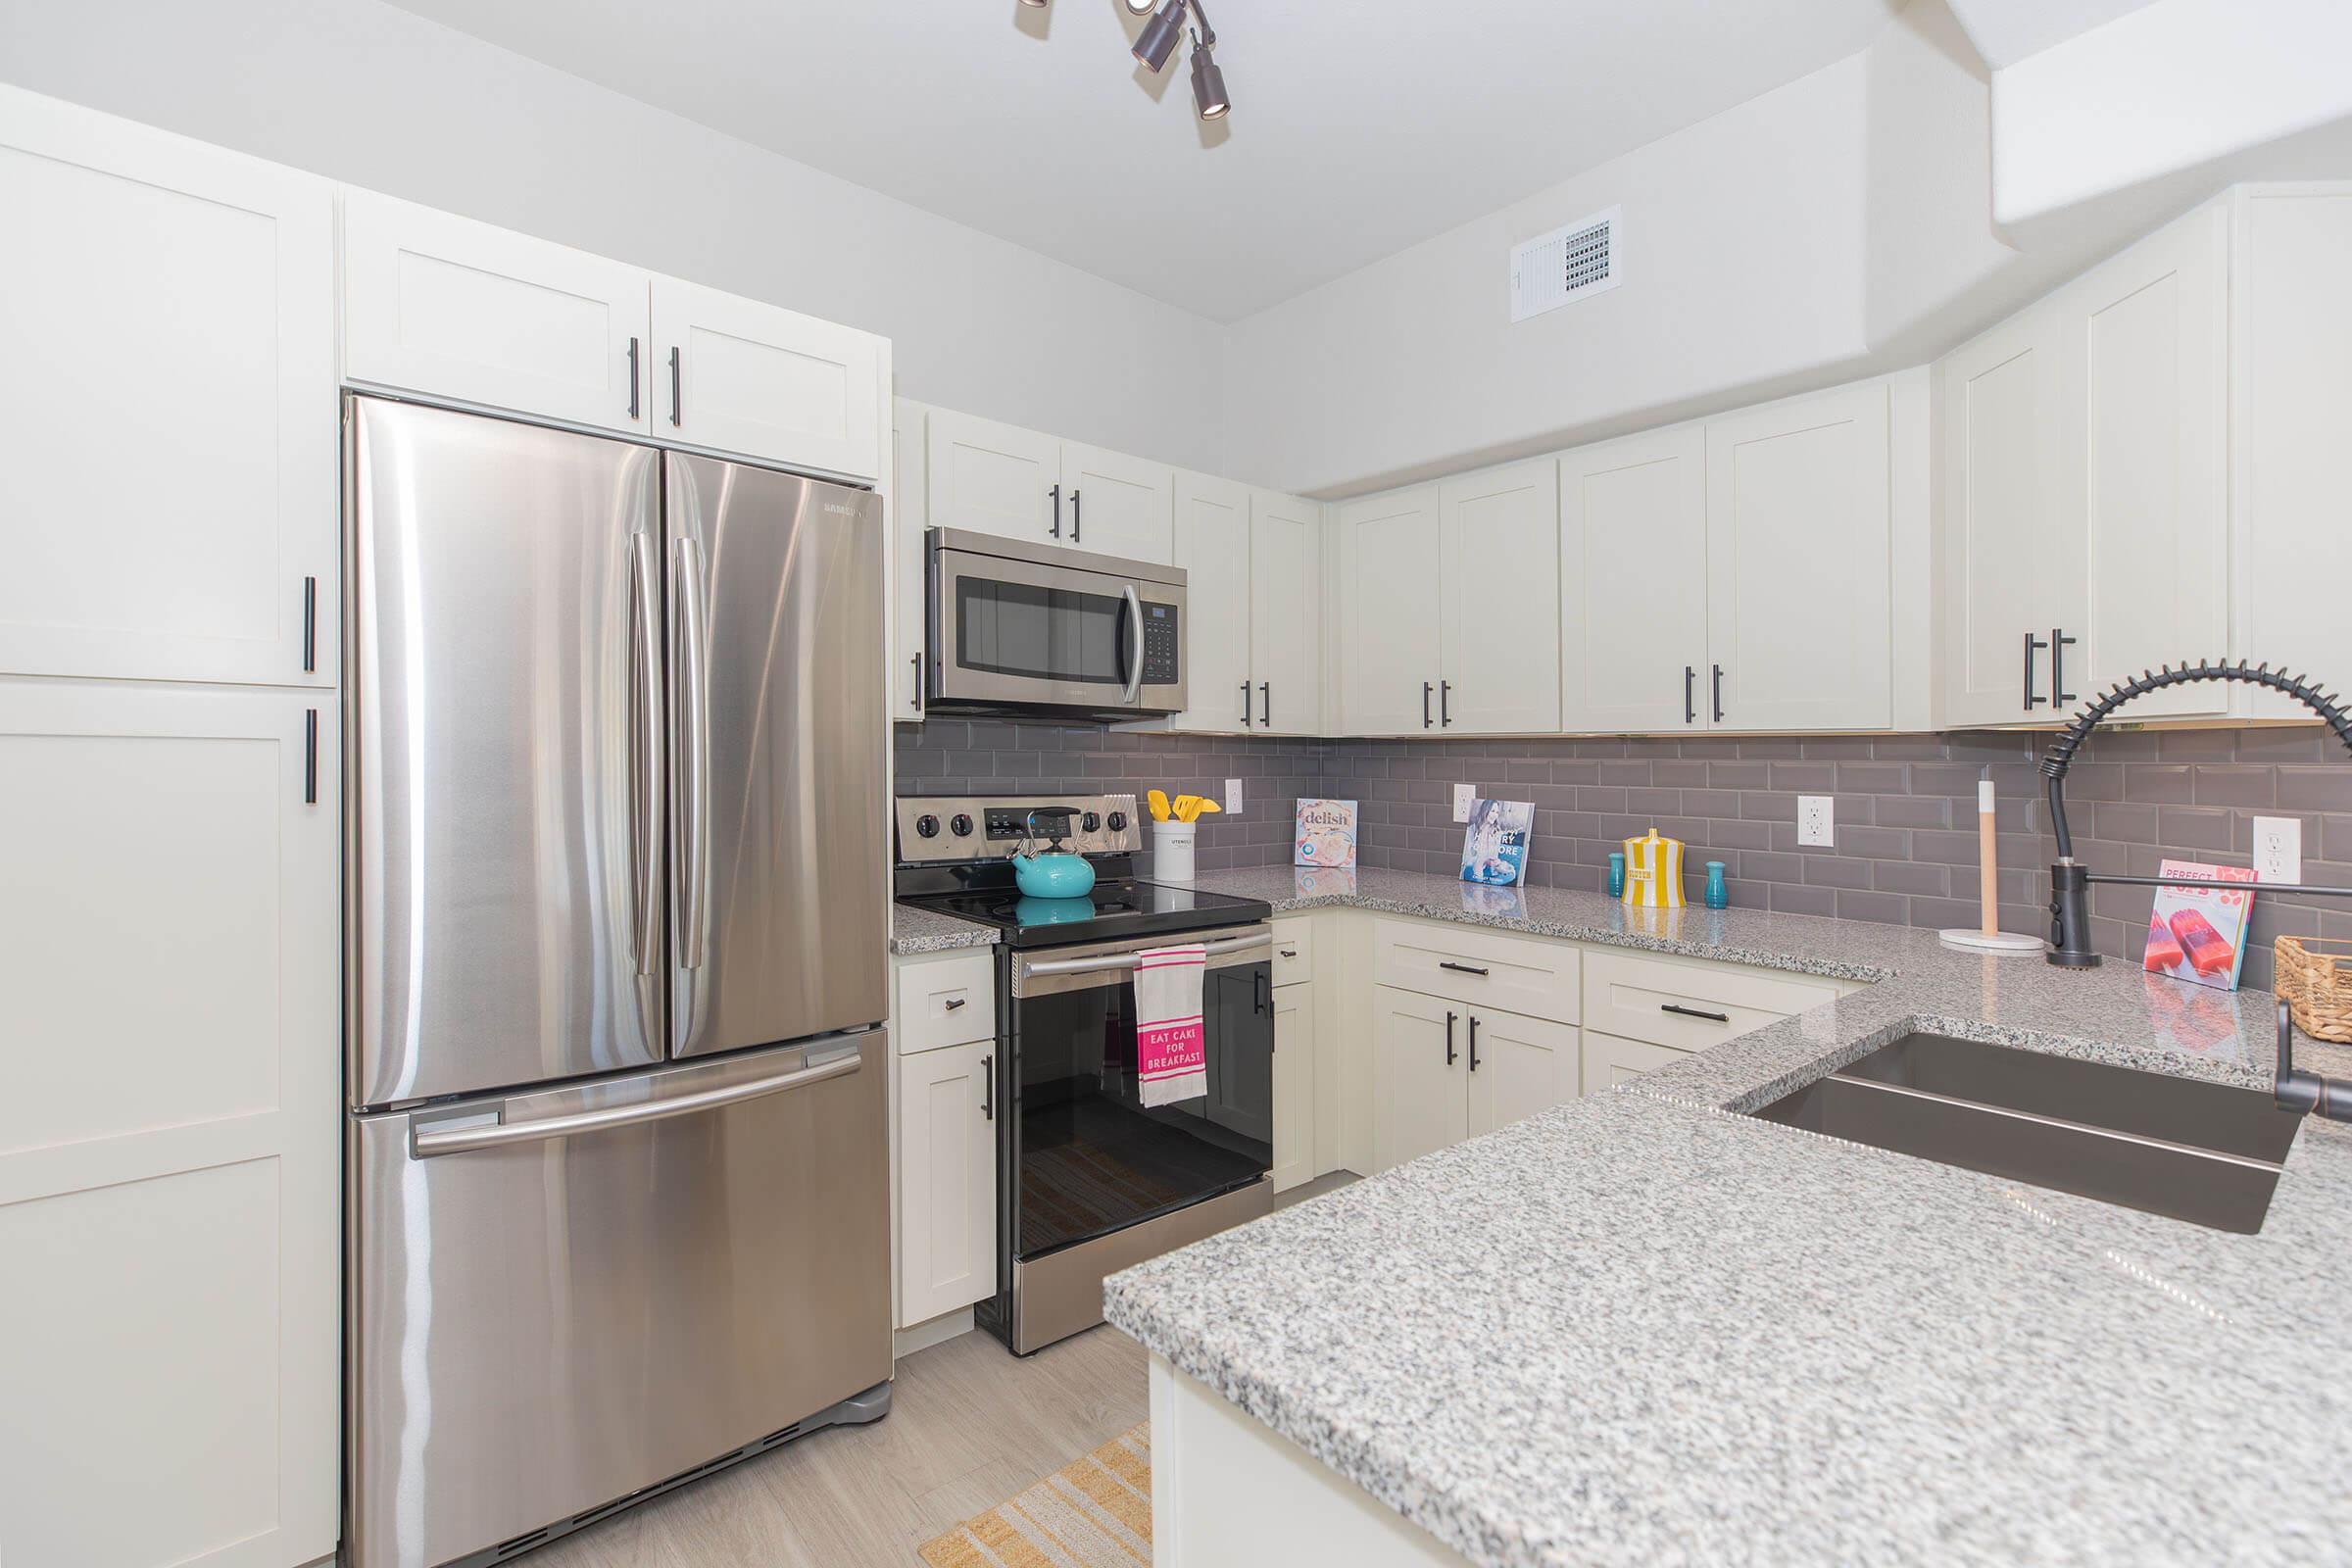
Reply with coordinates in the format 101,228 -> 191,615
409,1049 -> 863,1157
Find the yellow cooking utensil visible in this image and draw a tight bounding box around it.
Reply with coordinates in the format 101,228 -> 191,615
1190,800 -> 1222,821
1149,789 -> 1171,823
1170,794 -> 1200,823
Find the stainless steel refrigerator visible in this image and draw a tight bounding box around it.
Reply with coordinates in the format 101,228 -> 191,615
341,397 -> 892,1568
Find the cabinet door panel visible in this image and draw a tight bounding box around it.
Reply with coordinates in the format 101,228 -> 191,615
0,680 -> 336,1567
895,1041 -> 996,1328
926,409 -> 1059,544
893,401 -> 930,718
343,188 -> 649,435
1250,492 -> 1323,735
653,275 -> 881,480
1941,305 -> 2074,725
1558,428 -> 1708,732
1170,471 -> 1254,731
1706,383 -> 1891,731
1062,441 -> 1174,564
1334,490 -> 1443,735
1272,985 -> 1317,1193
1579,1032 -> 1690,1096
1439,461 -> 1560,733
0,90 -> 334,687
1465,1010 -> 1579,1138
1371,987 -> 1467,1171
2079,207 -> 2228,717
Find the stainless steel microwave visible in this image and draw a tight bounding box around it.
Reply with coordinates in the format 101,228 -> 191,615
925,527 -> 1188,719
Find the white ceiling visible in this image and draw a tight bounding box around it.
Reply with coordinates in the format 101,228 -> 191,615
1943,0 -> 2162,69
378,0 -> 1900,322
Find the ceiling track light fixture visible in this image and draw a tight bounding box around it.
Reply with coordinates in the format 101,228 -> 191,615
1027,0 -> 1231,123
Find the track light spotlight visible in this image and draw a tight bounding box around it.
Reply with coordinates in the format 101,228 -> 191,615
1132,0 -> 1187,73
1122,0 -> 1157,12
1189,32 -> 1229,120
1019,0 -> 1048,7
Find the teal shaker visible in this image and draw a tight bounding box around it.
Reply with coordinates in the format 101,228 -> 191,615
1606,853 -> 1627,898
1703,860 -> 1730,909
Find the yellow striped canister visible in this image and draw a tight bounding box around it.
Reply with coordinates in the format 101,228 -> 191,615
1622,827 -> 1686,909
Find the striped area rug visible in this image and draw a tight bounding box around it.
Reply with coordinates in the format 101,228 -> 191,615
917,1422 -> 1152,1567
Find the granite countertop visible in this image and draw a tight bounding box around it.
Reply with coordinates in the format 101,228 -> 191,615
1107,864 -> 2352,1566
889,902 -> 999,956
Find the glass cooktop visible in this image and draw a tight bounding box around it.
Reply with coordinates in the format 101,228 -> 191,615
901,878 -> 1269,950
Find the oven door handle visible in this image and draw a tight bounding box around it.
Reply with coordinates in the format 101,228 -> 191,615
1120,583 -> 1145,704
1018,929 -> 1271,982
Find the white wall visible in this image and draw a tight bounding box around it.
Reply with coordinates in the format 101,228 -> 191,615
0,0 -> 1232,476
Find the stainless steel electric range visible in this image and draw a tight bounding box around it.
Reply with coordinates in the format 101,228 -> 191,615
895,794 -> 1277,1354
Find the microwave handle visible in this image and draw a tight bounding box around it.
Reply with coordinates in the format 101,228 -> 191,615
1121,583 -> 1144,703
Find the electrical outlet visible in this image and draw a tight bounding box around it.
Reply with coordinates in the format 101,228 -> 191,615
1453,783 -> 1476,824
2254,815 -> 2302,885
1224,777 -> 1244,814
1797,796 -> 1835,848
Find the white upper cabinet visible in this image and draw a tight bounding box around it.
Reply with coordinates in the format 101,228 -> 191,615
1062,441 -> 1174,563
1705,381 -> 1891,731
893,400 -> 929,720
1333,488 -> 1444,734
0,88 -> 335,688
344,192 -> 884,479
1558,427 -> 1708,732
343,189 -> 650,436
1172,471 -> 1255,730
925,409 -> 1061,543
1249,489 -> 1322,735
1439,460 -> 1561,733
2238,185 -> 2352,719
2078,205 -> 2228,717
651,275 -> 882,480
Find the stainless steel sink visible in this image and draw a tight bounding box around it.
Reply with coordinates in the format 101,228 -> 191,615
1751,1032 -> 2306,1233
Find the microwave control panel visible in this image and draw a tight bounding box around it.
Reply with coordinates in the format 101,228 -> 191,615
1140,602 -> 1180,685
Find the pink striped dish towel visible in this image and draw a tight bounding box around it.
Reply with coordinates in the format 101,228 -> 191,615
1134,942 -> 1208,1107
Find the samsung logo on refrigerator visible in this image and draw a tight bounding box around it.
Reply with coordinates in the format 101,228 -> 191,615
822,502 -> 858,516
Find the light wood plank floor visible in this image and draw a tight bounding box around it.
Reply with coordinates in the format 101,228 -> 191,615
525,1174 -> 1354,1568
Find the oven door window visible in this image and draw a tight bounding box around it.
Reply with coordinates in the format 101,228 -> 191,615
956,577 -> 1127,687
1014,960 -> 1272,1260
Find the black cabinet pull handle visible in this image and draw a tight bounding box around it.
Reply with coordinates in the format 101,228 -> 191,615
1441,680 -> 1452,726
667,346 -> 682,427
304,708 -> 318,806
1256,967 -> 1270,1017
1438,960 -> 1490,977
1468,1014 -> 1481,1072
1422,681 -> 1434,728
1661,1003 -> 1730,1023
1260,681 -> 1270,728
910,652 -> 923,712
1070,487 -> 1081,544
1049,483 -> 1061,539
944,997 -> 966,1011
1445,1011 -> 1457,1066
1241,681 -> 1252,725
1711,663 -> 1726,723
1279,947 -> 1298,959
981,1055 -> 993,1120
302,575 -> 318,673
2052,626 -> 2078,707
1684,665 -> 1696,725
626,336 -> 641,418
2024,631 -> 2049,710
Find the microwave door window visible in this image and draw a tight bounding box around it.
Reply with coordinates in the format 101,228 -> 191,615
957,579 -> 1125,686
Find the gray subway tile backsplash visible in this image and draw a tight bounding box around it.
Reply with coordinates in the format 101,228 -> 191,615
896,721 -> 2352,990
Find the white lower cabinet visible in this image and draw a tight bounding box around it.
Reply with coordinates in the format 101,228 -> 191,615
1371,986 -> 1579,1170
1271,982 -> 1318,1193
0,679 -> 338,1568
1464,1008 -> 1580,1137
894,1038 -> 998,1330
1580,1032 -> 1691,1095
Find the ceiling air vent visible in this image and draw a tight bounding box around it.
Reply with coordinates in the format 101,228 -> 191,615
1509,206 -> 1621,322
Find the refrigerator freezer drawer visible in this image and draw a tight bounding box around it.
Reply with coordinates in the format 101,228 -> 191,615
346,1032 -> 891,1568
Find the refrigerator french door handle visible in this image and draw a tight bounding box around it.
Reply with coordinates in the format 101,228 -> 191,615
408,1049 -> 863,1157
1120,584 -> 1145,703
674,534 -> 714,970
627,531 -> 664,976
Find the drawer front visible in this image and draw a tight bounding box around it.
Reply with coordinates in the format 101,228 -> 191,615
1373,918 -> 1579,1021
1581,1031 -> 1690,1094
1272,918 -> 1314,987
895,951 -> 995,1053
1581,950 -> 1835,1051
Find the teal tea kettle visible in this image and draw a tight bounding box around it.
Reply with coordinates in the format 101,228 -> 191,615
1011,811 -> 1097,899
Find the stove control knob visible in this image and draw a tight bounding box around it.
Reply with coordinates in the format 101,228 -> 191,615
950,812 -> 975,837
914,813 -> 941,839
1081,810 -> 1102,833
1105,809 -> 1128,833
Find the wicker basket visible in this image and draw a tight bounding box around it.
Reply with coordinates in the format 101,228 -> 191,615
2275,936 -> 2352,1043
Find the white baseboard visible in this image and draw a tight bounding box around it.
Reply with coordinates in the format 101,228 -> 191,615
894,1306 -> 974,1359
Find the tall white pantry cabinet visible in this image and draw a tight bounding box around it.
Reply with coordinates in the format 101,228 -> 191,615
0,86 -> 340,1568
